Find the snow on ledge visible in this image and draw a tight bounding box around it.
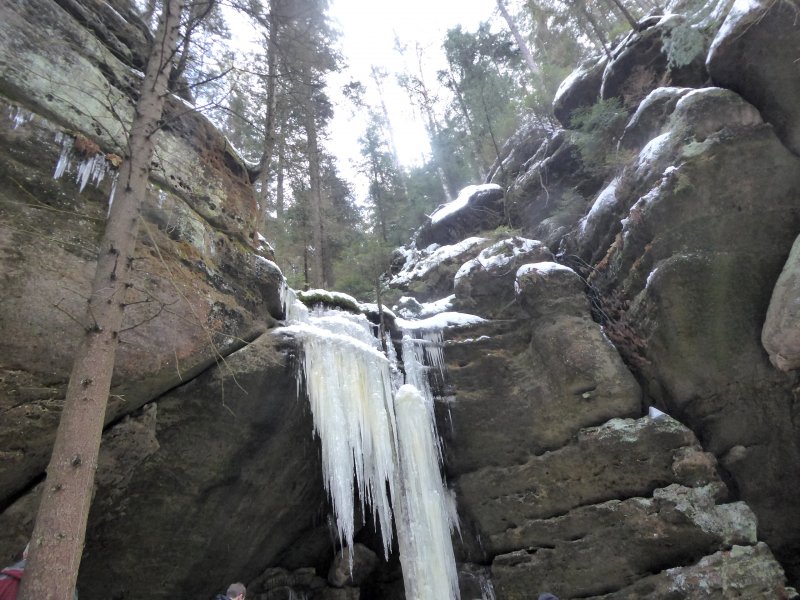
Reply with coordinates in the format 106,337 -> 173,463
429,184 -> 502,224
392,237 -> 488,286
516,262 -> 574,278
298,289 -> 361,311
395,311 -> 484,331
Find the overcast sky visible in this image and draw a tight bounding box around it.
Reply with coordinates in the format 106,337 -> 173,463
326,0 -> 497,191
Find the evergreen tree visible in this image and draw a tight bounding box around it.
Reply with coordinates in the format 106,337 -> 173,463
18,1 -> 185,597
440,24 -> 525,178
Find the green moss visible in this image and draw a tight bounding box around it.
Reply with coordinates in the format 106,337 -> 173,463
297,290 -> 362,314
674,172 -> 694,195
570,98 -> 630,177
682,139 -> 713,159
662,21 -> 706,70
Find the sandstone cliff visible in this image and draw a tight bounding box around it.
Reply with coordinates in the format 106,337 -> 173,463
1,0 -> 799,598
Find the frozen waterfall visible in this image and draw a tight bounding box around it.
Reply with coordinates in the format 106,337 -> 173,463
280,287 -> 462,600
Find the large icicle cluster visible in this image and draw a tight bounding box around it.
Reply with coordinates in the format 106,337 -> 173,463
280,285 -> 468,600
281,289 -> 397,559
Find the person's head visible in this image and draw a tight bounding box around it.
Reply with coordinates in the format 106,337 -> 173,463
226,582 -> 246,600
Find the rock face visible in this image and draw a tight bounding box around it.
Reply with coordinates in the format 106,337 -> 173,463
707,0 -> 800,156
0,0 -> 284,511
387,0 -> 800,596
79,336 -> 327,599
2,0 -> 800,599
762,234 -> 800,371
0,0 -> 301,596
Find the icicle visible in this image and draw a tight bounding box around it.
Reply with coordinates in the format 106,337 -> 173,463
107,173 -> 119,215
9,106 -> 32,129
399,329 -> 446,463
53,134 -> 74,180
76,154 -> 109,192
384,331 -> 405,391
394,384 -> 460,600
52,133 -> 110,195
479,571 -> 497,600
281,303 -> 398,561
648,406 -> 669,420
282,286 -> 309,323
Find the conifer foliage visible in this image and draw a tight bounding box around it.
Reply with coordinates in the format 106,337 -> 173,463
163,0 -> 653,298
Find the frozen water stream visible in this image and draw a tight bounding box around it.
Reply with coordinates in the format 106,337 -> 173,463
280,286 -> 463,600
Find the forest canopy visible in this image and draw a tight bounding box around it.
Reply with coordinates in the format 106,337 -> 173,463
142,0 -> 659,299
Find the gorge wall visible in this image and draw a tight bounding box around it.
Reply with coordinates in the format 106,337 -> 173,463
1,0 -> 800,598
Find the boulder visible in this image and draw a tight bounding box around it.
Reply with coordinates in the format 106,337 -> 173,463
440,282 -> 641,478
619,86 -> 692,152
506,130 -> 605,249
456,416 -> 719,541
247,567 -> 361,600
453,238 -> 553,319
327,543 -> 379,587
601,15 -> 708,109
594,542 -> 791,599
389,237 -> 492,302
514,261 -> 586,318
492,483 -> 758,598
707,0 -> 800,156
487,120 -> 550,186
762,234 -> 800,370
415,185 -> 505,249
553,55 -> 607,128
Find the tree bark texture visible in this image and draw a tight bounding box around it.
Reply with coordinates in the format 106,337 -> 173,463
18,0 -> 185,597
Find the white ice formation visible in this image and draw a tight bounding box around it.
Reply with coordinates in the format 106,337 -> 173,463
281,285 -> 466,599
52,132 -> 119,211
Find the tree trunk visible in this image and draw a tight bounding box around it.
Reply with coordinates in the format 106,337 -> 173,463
370,67 -> 401,168
496,0 -> 539,76
371,68 -> 410,203
18,1 -> 185,598
406,83 -> 453,201
254,0 -> 282,234
577,0 -> 612,59
446,68 -> 489,180
370,156 -> 389,243
275,130 -> 286,220
305,110 -> 325,288
605,0 -> 639,29
169,0 -> 216,92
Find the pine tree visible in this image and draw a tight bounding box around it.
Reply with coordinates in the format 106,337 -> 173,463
18,0 -> 185,597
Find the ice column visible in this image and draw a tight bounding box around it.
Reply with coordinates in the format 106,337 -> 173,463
394,384 -> 459,600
